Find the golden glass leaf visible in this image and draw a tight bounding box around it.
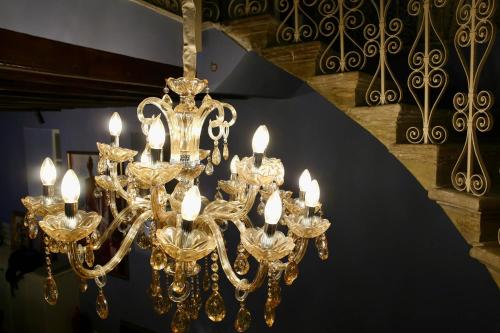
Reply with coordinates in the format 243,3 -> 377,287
241,228 -> 294,262
39,211 -> 101,243
234,305 -> 251,332
237,156 -> 284,186
44,276 -> 58,306
285,215 -> 331,239
96,290 -> 109,319
218,180 -> 245,196
97,142 -> 137,162
205,291 -> 226,322
128,162 -> 183,186
156,227 -> 216,262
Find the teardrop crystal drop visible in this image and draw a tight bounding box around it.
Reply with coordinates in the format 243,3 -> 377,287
222,143 -> 229,160
28,222 -> 38,240
171,308 -> 190,333
136,230 -> 151,250
85,244 -> 94,267
264,300 -> 275,327
234,253 -> 250,275
153,294 -> 167,315
205,291 -> 226,322
212,146 -> 221,165
79,278 -> 88,293
234,305 -> 251,332
315,234 -> 329,260
44,276 -> 58,305
96,290 -> 109,319
268,283 -> 281,308
284,261 -> 299,285
205,160 -> 214,175
150,247 -> 166,270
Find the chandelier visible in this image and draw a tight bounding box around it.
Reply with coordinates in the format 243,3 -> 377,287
20,1 -> 331,331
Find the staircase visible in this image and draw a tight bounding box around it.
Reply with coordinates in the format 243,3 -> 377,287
215,14 -> 500,287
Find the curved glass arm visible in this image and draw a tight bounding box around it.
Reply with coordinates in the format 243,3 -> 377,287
204,216 -> 267,292
109,162 -> 130,203
92,202 -> 149,250
204,185 -> 258,221
108,191 -> 119,219
68,209 -> 152,279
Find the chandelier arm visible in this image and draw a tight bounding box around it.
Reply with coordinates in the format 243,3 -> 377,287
204,216 -> 268,292
136,97 -> 175,137
203,185 -> 259,222
108,191 -> 119,219
92,202 -> 149,250
109,162 -> 130,203
151,186 -> 177,228
68,209 -> 152,279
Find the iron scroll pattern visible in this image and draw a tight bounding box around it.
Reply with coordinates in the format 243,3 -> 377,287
276,0 -> 320,44
451,0 -> 496,196
318,0 -> 367,73
406,0 -> 449,144
363,0 -> 403,106
227,0 -> 268,18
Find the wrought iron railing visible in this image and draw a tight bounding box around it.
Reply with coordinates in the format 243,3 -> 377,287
141,0 -> 497,197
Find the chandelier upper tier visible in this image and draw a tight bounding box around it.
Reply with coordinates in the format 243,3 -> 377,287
21,1 -> 331,331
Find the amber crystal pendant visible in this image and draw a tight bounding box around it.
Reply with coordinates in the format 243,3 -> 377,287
44,276 -> 58,306
234,302 -> 252,332
264,299 -> 276,328
284,260 -> 299,285
171,304 -> 190,333
96,289 -> 109,319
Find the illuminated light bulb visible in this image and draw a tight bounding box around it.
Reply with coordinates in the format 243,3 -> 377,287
230,155 -> 240,174
251,125 -> 269,154
40,157 -> 57,186
61,169 -> 80,203
305,179 -> 320,208
299,169 -> 311,193
264,190 -> 282,225
148,116 -> 166,149
108,112 -> 122,137
181,186 -> 202,222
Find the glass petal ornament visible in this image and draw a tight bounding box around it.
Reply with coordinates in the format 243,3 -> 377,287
205,159 -> 214,176
96,289 -> 109,319
234,303 -> 251,332
205,291 -> 226,322
44,276 -> 58,305
223,143 -> 229,160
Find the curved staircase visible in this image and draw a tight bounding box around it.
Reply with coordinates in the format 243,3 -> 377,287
130,2 -> 500,287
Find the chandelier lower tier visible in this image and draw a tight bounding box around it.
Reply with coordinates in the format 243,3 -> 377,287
20,1 -> 332,332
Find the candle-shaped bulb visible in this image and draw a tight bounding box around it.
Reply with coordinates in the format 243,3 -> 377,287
148,116 -> 166,149
264,190 -> 282,225
305,179 -> 320,207
299,169 -> 311,192
252,125 -> 269,154
230,155 -> 240,174
181,185 -> 202,221
61,169 -> 80,203
40,157 -> 57,186
108,112 -> 122,137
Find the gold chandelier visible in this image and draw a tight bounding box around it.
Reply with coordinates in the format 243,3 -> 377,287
21,1 -> 331,331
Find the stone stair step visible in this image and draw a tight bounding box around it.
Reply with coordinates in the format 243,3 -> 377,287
470,245 -> 500,288
307,72 -> 373,110
261,41 -> 323,79
221,14 -> 279,52
389,144 -> 461,190
428,188 -> 500,245
344,104 -> 421,146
